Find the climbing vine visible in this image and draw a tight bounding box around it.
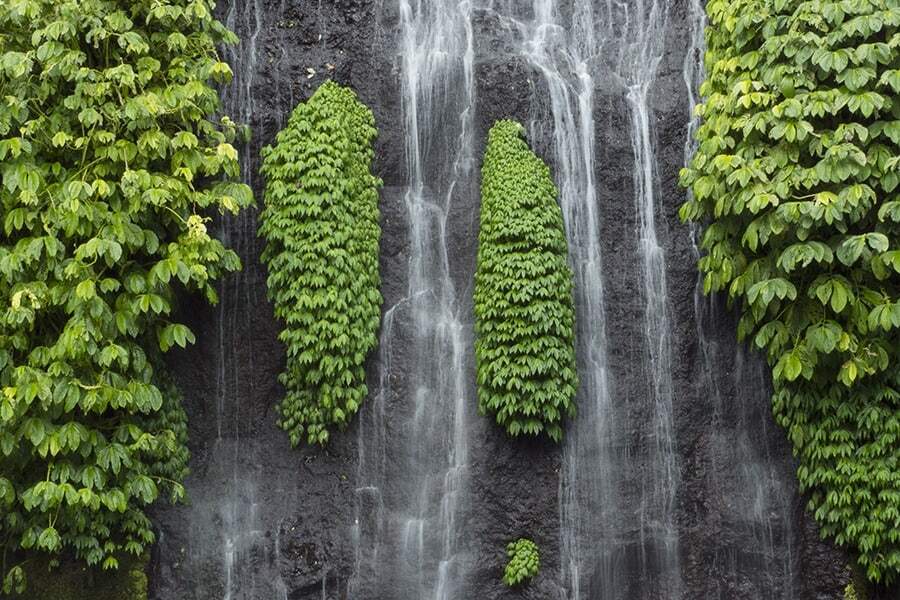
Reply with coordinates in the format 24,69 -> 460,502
681,0 -> 900,583
259,80 -> 382,447
502,538 -> 540,586
474,120 -> 578,442
0,0 -> 250,591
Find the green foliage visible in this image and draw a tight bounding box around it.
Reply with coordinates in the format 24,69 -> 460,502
680,0 -> 900,584
474,120 -> 578,442
259,80 -> 382,446
2,553 -> 148,599
502,538 -> 540,587
845,582 -> 860,600
0,0 -> 250,586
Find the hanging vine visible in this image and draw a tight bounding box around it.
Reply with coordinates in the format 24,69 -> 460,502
259,80 -> 382,447
0,0 -> 251,591
681,0 -> 900,583
474,120 -> 578,442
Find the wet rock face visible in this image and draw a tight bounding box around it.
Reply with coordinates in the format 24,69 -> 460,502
147,1 -> 876,599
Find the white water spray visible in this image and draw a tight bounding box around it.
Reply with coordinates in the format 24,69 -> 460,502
600,0 -> 683,596
351,1 -> 476,598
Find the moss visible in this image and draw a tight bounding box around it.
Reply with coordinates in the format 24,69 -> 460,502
3,554 -> 147,600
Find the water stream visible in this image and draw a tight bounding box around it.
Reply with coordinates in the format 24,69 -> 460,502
215,1 -> 265,598
169,1 -> 291,598
351,1 -> 476,598
487,2 -> 618,598
681,1 -> 798,596
481,1 -> 681,597
605,1 -> 684,595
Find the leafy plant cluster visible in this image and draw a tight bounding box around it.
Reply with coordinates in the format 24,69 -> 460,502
0,0 -> 250,590
680,0 -> 900,583
502,537 -> 540,587
259,80 -> 382,447
474,120 -> 578,442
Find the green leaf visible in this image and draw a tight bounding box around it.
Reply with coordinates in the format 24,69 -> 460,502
681,0 -> 900,583
259,81 -> 382,447
3,565 -> 26,595
36,527 -> 60,551
75,279 -> 96,300
0,0 -> 236,564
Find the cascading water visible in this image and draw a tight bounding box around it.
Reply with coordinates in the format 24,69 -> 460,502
214,1 -> 266,598
138,0 -> 857,598
484,1 -> 681,596
484,1 -> 684,596
525,7 -> 621,597
724,347 -> 799,598
484,2 -> 617,598
682,3 -> 798,595
351,1 -> 476,598
604,0 -> 683,596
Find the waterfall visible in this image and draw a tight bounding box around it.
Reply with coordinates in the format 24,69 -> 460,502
213,1 -> 266,599
602,0 -> 683,596
351,1 -> 476,598
682,0 -> 798,596
727,347 -> 798,598
488,2 -> 618,598
482,0 -> 682,596
123,0 -> 863,597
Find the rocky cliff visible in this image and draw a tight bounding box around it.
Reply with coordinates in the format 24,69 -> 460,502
147,1 -> 869,599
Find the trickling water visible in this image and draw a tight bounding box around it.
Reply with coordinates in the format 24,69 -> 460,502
485,2 -> 617,598
212,2 -> 265,599
682,2 -> 797,595
484,0 -> 684,596
730,349 -> 798,598
600,0 -> 683,596
351,1 -> 476,598
272,0 -> 293,132
157,1 -> 291,598
351,303 -> 398,590
137,0 -> 846,598
274,523 -> 289,600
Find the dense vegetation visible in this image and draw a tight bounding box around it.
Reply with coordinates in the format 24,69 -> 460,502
7,553 -> 148,600
681,0 -> 900,583
502,538 -> 540,586
0,0 -> 250,591
259,80 -> 382,447
474,120 -> 578,442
